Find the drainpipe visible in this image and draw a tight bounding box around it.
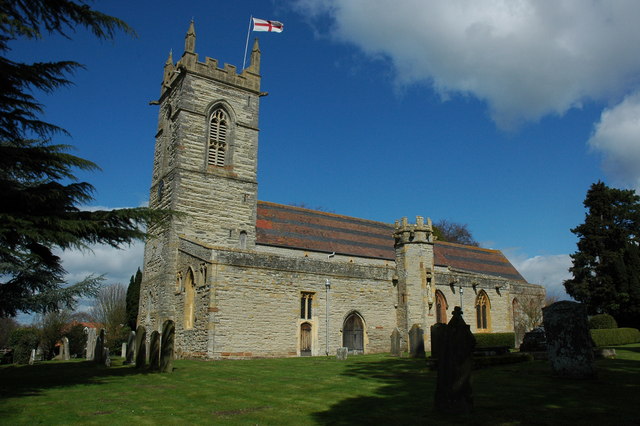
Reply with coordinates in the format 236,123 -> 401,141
325,278 -> 331,355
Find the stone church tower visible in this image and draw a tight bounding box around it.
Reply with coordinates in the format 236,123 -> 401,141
140,22 -> 263,330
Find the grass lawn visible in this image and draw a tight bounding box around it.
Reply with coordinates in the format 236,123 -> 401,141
0,344 -> 639,425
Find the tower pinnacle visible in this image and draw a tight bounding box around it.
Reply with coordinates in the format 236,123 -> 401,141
185,20 -> 196,53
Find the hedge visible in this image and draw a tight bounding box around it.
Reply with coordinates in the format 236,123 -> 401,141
590,328 -> 640,347
473,332 -> 515,349
589,314 -> 618,329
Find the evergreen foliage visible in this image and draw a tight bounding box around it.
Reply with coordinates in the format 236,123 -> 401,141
8,326 -> 40,364
0,1 -> 165,317
126,268 -> 142,329
472,332 -> 515,349
564,181 -> 640,328
590,328 -> 640,347
589,313 -> 618,330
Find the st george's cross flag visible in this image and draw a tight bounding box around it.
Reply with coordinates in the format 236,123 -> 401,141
252,18 -> 284,33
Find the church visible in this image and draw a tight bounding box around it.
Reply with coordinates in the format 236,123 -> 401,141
138,23 -> 545,359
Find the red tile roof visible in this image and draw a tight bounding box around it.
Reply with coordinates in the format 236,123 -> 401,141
256,201 -> 526,282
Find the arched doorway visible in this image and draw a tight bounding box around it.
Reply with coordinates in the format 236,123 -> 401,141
343,313 -> 364,353
300,322 -> 312,356
435,290 -> 448,324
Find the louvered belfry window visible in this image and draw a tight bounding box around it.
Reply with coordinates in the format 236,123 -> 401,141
208,109 -> 228,167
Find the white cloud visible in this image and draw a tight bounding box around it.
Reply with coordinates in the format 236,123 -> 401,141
294,0 -> 640,128
588,91 -> 640,190
57,242 -> 144,287
509,253 -> 572,299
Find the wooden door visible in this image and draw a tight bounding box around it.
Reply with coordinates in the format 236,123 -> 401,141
300,323 -> 312,356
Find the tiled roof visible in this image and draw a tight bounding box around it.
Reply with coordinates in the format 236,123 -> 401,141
255,201 -> 526,282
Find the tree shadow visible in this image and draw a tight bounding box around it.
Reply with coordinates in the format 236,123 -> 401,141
0,359 -> 152,402
312,352 -> 640,425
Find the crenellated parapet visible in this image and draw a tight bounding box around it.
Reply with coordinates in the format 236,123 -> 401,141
394,216 -> 434,247
161,22 -> 261,97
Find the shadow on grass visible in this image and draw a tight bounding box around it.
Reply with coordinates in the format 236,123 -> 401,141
313,350 -> 640,425
0,359 -> 151,401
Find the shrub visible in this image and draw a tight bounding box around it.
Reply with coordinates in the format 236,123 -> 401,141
589,314 -> 618,329
590,328 -> 640,347
8,327 -> 40,364
473,332 -> 515,349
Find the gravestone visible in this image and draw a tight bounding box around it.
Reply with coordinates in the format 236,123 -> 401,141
94,329 -> 105,365
61,336 -> 70,361
542,301 -> 595,379
103,347 -> 110,367
519,326 -> 547,353
434,307 -> 475,414
408,324 -> 425,358
336,347 -> 348,360
85,327 -> 97,360
29,349 -> 36,365
121,342 -> 127,359
125,330 -> 136,364
390,328 -> 401,356
149,331 -> 160,371
160,320 -> 175,373
135,326 -> 147,369
430,323 -> 447,359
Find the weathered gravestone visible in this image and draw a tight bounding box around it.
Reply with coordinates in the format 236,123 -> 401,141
121,342 -> 127,359
542,301 -> 595,379
135,326 -> 147,369
160,320 -> 175,373
61,336 -> 70,361
125,330 -> 136,364
336,347 -> 348,360
390,328 -> 402,357
29,349 -> 36,365
149,331 -> 160,371
434,307 -> 475,414
430,323 -> 447,360
94,329 -> 106,365
103,347 -> 110,367
84,327 -> 97,360
409,324 -> 425,358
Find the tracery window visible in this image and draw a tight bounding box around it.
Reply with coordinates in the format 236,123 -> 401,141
435,290 -> 448,324
475,290 -> 491,331
208,108 -> 228,167
300,292 -> 314,319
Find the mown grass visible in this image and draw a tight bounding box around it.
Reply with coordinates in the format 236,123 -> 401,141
0,344 -> 638,425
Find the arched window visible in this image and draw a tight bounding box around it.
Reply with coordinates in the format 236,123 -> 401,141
208,109 -> 228,167
435,290 -> 448,324
475,291 -> 491,331
239,231 -> 247,249
343,312 -> 365,353
184,268 -> 195,330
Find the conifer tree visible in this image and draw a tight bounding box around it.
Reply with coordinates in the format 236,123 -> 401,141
125,268 -> 142,329
564,181 -> 640,328
0,1 -> 164,317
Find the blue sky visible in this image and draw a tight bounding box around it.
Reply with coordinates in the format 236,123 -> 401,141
10,0 -> 640,314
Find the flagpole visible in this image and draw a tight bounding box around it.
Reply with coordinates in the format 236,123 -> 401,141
242,15 -> 253,70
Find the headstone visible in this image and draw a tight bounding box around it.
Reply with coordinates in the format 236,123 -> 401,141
29,349 -> 36,365
434,307 -> 475,414
430,323 -> 447,359
134,326 -> 147,369
61,336 -> 70,361
336,347 -> 348,360
85,327 -> 97,360
149,331 -> 160,371
94,329 -> 105,365
121,342 -> 127,359
125,330 -> 136,364
542,301 -> 595,379
390,328 -> 401,356
408,324 -> 425,358
519,326 -> 547,352
103,347 -> 110,367
160,320 -> 175,373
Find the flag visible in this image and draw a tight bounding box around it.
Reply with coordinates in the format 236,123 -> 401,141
252,18 -> 284,33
